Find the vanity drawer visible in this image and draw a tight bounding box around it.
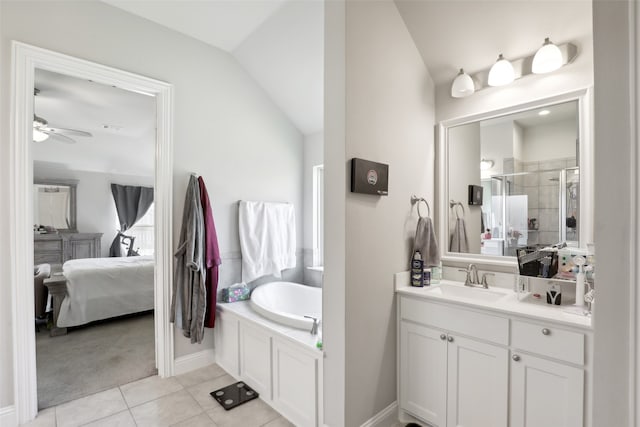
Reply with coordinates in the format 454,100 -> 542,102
35,240 -> 63,252
511,320 -> 584,365
400,296 -> 508,345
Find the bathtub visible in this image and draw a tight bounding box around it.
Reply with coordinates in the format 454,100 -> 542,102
250,281 -> 322,330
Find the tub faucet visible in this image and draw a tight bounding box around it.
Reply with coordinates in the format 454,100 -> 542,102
304,316 -> 319,335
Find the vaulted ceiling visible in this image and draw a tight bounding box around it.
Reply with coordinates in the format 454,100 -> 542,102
102,0 -> 325,135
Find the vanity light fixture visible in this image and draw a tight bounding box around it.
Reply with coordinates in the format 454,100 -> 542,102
487,54 -> 515,87
451,69 -> 475,98
532,37 -> 563,74
480,158 -> 495,170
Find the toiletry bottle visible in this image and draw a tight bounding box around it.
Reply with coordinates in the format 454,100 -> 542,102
411,250 -> 424,287
431,261 -> 442,284
546,283 -> 562,305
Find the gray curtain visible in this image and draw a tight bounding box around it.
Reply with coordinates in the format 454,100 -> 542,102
109,184 -> 154,257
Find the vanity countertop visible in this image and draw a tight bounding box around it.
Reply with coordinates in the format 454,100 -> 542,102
397,279 -> 592,330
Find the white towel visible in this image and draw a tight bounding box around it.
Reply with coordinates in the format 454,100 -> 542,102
239,201 -> 296,283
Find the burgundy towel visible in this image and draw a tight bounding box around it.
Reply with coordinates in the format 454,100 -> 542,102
198,176 -> 222,328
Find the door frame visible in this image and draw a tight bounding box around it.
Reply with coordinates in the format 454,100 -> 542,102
9,41 -> 175,424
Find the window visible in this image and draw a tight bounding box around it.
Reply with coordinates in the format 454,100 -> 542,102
127,203 -> 155,256
312,165 -> 324,266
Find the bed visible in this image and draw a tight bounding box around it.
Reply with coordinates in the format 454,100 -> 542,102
56,255 -> 155,328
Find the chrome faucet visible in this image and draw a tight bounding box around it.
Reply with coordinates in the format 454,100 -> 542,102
304,316 -> 319,335
459,264 -> 480,287
458,264 -> 493,289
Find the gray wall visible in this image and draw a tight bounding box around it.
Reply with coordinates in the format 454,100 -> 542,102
448,123 -> 481,254
0,0 -> 304,408
592,1 -> 633,425
343,1 -> 435,425
34,162 -> 154,257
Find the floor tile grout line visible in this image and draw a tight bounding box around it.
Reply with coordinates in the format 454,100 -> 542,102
76,408 -> 130,427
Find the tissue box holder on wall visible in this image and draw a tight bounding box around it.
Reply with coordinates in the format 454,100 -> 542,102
350,158 -> 389,196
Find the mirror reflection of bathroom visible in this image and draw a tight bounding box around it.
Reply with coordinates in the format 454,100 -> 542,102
448,100 -> 579,256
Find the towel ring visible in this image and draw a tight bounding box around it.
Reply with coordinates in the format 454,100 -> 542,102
449,200 -> 465,219
411,195 -> 431,219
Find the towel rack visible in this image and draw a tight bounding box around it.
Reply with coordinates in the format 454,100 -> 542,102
411,195 -> 431,219
449,200 -> 465,219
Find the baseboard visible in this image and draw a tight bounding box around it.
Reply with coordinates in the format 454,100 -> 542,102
360,401 -> 398,427
0,405 -> 17,427
173,349 -> 215,376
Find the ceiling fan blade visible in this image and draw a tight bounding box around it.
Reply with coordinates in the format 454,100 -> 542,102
41,130 -> 76,144
41,126 -> 92,137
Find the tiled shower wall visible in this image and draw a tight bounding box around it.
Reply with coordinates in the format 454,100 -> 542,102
523,157 -> 576,246
502,156 -> 576,247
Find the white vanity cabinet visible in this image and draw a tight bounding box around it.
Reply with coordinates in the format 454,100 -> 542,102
398,294 -> 591,427
399,297 -> 509,427
510,320 -> 585,427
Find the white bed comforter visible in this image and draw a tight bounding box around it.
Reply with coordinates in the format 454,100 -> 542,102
57,256 -> 154,327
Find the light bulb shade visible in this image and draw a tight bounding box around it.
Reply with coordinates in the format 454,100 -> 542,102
33,129 -> 49,142
488,54 -> 515,87
532,38 -> 563,74
451,69 -> 475,98
480,159 -> 494,170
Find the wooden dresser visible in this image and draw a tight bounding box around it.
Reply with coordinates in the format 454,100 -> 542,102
34,232 -> 103,265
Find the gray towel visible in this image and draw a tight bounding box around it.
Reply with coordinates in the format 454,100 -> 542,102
413,217 -> 441,268
450,217 -> 469,253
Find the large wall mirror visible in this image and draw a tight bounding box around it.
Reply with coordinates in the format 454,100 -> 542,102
438,91 -> 593,266
33,178 -> 78,232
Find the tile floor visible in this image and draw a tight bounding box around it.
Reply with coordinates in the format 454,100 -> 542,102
22,364 -> 294,427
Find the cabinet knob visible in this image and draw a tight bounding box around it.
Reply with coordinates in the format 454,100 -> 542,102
440,334 -> 447,341
542,328 -> 551,336
447,335 -> 454,342
512,354 -> 521,362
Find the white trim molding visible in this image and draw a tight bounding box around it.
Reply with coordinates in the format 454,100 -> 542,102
359,401 -> 397,427
436,88 -> 594,269
174,350 -> 216,376
0,406 -> 17,427
10,41 -> 174,424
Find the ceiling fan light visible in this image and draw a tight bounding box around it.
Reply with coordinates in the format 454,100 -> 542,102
488,54 -> 515,87
33,129 -> 49,142
532,38 -> 563,74
451,69 -> 475,98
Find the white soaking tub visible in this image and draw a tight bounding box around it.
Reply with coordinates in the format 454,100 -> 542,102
250,281 -> 321,330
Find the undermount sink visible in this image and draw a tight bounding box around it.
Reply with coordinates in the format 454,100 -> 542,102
426,283 -> 508,303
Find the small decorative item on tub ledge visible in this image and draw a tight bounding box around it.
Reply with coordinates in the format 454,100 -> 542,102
220,283 -> 250,303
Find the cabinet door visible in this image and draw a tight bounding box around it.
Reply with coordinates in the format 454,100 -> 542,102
239,322 -> 272,399
213,311 -> 239,376
446,335 -> 508,427
272,338 -> 318,427
510,352 -> 584,427
400,321 -> 447,426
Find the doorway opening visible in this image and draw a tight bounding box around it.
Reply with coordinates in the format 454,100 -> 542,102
10,42 -> 174,424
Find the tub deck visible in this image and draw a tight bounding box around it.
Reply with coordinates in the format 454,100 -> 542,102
217,300 -> 321,352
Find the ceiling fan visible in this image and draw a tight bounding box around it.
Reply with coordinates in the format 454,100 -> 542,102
33,88 -> 93,144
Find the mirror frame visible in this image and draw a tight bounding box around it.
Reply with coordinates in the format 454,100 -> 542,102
33,178 -> 78,232
437,88 -> 593,268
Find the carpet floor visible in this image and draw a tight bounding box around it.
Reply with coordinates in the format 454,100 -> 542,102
36,312 -> 156,409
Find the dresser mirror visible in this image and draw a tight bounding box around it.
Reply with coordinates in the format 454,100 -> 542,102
33,179 -> 78,232
437,90 -> 593,266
